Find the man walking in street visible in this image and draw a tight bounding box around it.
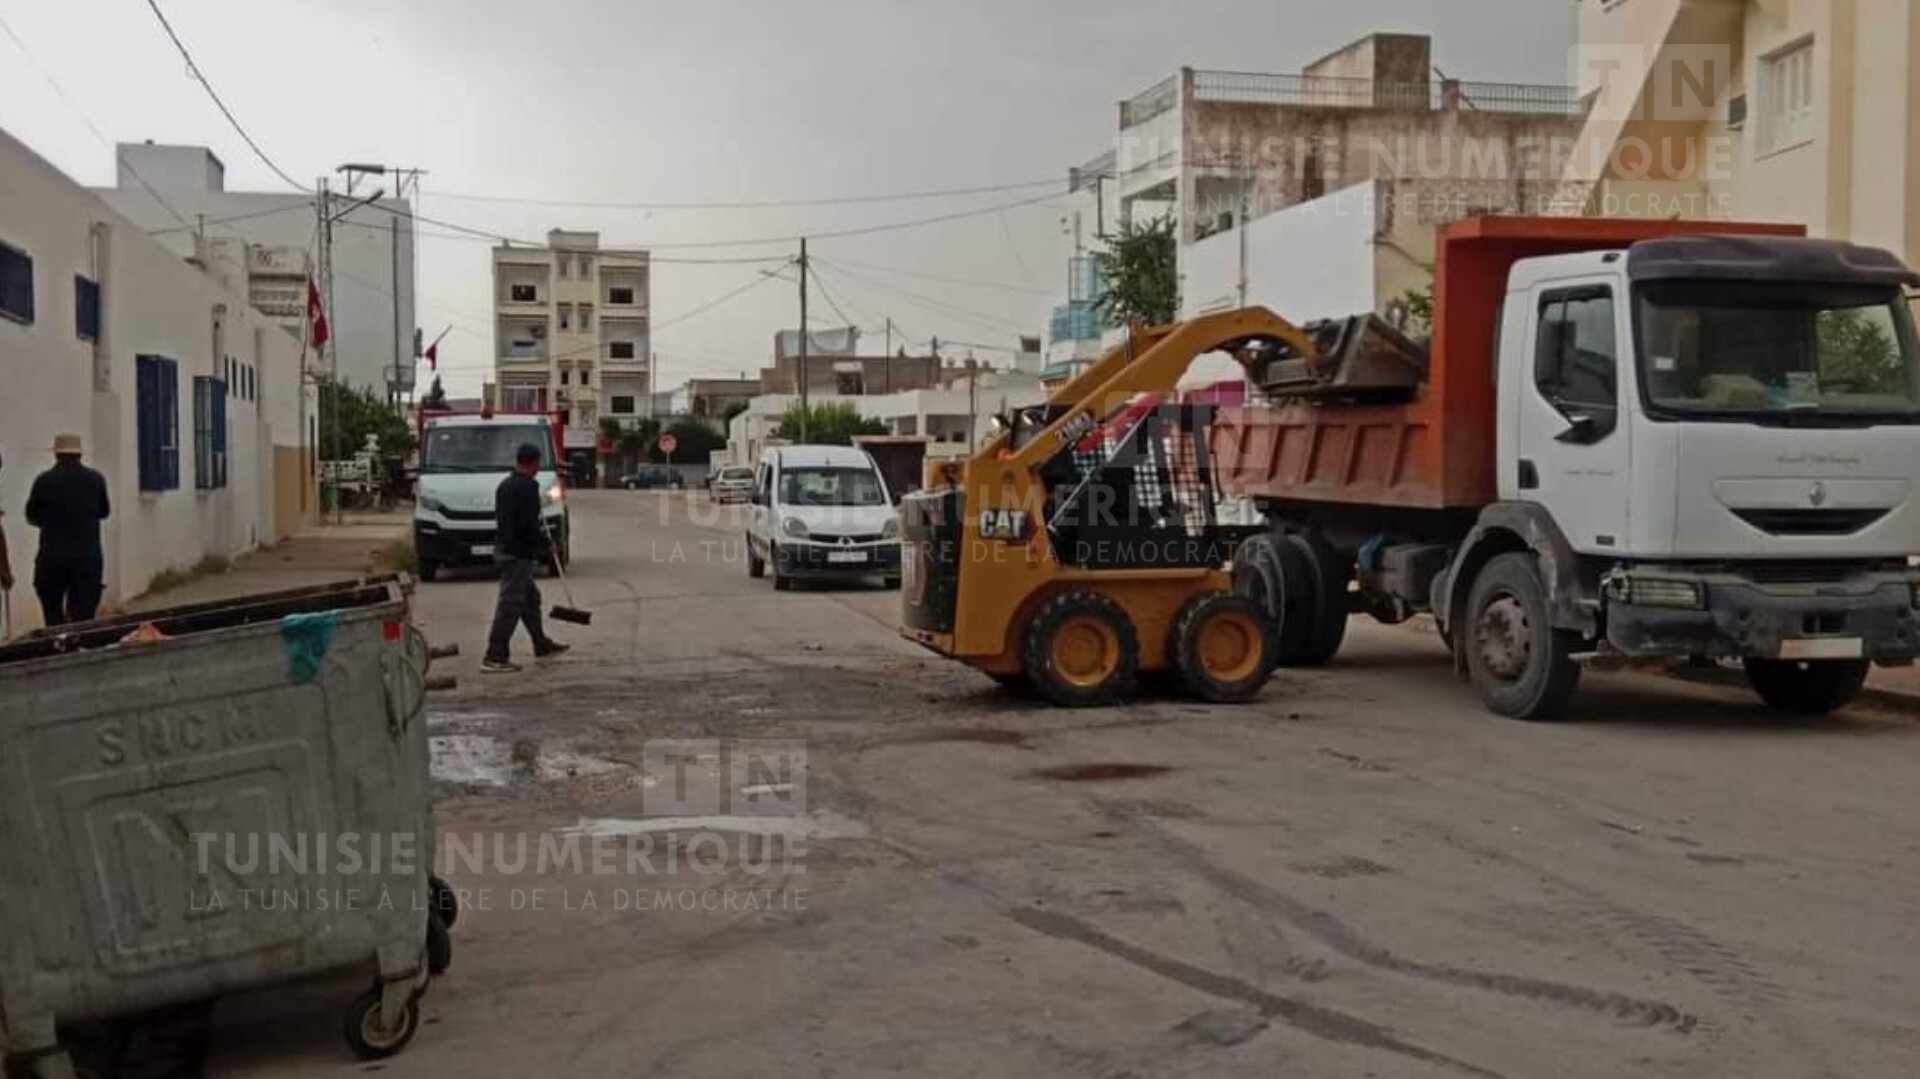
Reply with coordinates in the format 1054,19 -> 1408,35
482,443 -> 569,673
26,434 -> 111,626
0,449 -> 15,636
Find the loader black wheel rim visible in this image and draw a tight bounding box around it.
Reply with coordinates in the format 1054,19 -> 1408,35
1052,615 -> 1121,688
1476,593 -> 1532,682
1197,609 -> 1262,683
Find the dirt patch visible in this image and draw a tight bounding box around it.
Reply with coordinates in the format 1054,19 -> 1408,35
1032,763 -> 1174,782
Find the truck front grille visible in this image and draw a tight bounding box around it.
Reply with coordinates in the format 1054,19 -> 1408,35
1731,507 -> 1889,536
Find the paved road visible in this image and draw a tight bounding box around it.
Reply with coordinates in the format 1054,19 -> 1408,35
215,490 -> 1920,1078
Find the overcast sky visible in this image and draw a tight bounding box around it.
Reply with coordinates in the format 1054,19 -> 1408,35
1,0 -> 1576,394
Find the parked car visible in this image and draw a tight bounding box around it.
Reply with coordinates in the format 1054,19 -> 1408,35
745,445 -> 901,590
710,465 -> 756,503
623,465 -> 685,490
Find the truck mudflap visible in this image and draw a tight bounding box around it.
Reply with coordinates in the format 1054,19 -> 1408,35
1604,567 -> 1920,661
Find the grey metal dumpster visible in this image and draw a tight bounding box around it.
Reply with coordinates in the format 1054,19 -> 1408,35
0,577 -> 444,1073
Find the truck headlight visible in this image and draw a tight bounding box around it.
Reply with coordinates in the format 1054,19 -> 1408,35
781,516 -> 810,539
1608,573 -> 1706,610
417,494 -> 447,515
546,484 -> 565,503
882,517 -> 900,539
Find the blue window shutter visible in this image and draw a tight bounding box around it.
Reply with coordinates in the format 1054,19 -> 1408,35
136,356 -> 157,490
161,358 -> 179,490
214,378 -> 228,488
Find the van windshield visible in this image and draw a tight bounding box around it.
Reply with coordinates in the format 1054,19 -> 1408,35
421,426 -> 554,473
780,466 -> 885,507
1636,281 -> 1920,424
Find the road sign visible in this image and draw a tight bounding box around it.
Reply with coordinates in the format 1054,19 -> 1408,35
658,433 -> 678,457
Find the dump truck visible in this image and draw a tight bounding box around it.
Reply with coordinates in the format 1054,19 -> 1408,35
902,216 -> 1920,718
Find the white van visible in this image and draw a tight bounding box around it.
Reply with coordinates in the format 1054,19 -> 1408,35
414,413 -> 569,581
746,445 -> 901,590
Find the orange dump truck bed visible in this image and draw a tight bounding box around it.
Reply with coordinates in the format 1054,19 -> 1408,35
1210,215 -> 1806,511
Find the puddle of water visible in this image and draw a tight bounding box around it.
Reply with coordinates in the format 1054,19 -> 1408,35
1030,763 -> 1174,783
430,734 -> 634,787
557,809 -> 869,842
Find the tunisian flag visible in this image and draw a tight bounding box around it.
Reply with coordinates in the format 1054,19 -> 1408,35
423,341 -> 438,370
306,277 -> 330,349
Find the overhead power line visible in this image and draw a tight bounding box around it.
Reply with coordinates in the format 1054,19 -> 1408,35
814,257 -> 1028,337
420,176 -> 1065,211
816,255 -> 1056,296
142,0 -> 309,192
146,199 -> 316,235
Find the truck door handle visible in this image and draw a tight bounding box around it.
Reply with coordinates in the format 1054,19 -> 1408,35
1518,459 -> 1539,490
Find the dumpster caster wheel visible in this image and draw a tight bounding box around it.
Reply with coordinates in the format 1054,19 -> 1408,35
429,874 -> 459,929
427,913 -> 453,976
344,987 -> 420,1060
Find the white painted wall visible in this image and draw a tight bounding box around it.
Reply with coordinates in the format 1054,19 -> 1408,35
2,127 -> 311,635
96,145 -> 416,395
1180,180 -> 1381,322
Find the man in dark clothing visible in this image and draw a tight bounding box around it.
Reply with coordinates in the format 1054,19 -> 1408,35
26,433 -> 111,626
482,443 -> 568,673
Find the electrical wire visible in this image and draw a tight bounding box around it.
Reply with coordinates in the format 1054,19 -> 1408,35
0,11 -> 196,230
146,199 -> 316,235
805,255 -> 1056,296
142,0 -> 310,192
813,257 -> 1028,337
805,264 -> 860,337
419,176 -> 1065,211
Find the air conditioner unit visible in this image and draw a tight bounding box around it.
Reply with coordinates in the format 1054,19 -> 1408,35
530,324 -> 548,338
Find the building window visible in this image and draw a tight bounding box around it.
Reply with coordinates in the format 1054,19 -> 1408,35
558,303 -> 573,331
579,369 -> 590,386
578,303 -> 592,330
557,257 -> 570,279
510,283 -> 538,303
607,286 -> 634,305
0,240 -> 32,324
75,275 -> 99,340
136,354 -> 180,491
1533,287 -> 1619,441
578,255 -> 592,277
611,395 -> 635,414
509,337 -> 540,358
609,340 -> 636,360
193,376 -> 229,490
1760,38 -> 1815,155
559,369 -> 570,385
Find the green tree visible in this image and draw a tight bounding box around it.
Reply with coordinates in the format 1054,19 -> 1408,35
317,376 -> 415,458
1816,308 -> 1901,391
1395,285 -> 1434,337
650,418 -> 726,462
773,402 -> 886,446
1094,215 -> 1179,327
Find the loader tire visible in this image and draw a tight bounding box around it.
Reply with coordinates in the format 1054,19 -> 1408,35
1023,591 -> 1139,708
1172,592 -> 1279,703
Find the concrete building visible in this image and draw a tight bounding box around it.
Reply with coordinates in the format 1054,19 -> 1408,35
653,378 -> 761,426
491,229 -> 653,472
725,367 -> 1048,469
758,350 -> 946,396
1039,33 -> 1591,346
1,128 -> 316,636
95,142 -> 416,394
1566,0 -> 1920,267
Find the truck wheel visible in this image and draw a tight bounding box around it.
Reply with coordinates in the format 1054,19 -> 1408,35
747,538 -> 765,579
1464,552 -> 1580,720
1022,591 -> 1139,707
1742,658 -> 1869,716
417,559 -> 439,583
1287,533 -> 1350,665
770,545 -> 791,591
1233,534 -> 1315,664
1172,592 -> 1279,703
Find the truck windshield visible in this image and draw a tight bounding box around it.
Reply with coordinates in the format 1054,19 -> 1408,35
420,426 -> 554,473
780,466 -> 885,506
1636,281 -> 1920,423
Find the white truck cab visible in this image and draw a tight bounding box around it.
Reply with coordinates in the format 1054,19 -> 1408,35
745,445 -> 902,590
1467,234 -> 1920,714
413,413 -> 569,581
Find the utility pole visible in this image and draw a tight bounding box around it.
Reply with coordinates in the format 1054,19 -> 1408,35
316,175 -> 342,523
883,317 -> 893,394
797,237 -> 809,442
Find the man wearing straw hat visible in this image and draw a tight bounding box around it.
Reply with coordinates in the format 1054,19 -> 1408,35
25,433 -> 111,627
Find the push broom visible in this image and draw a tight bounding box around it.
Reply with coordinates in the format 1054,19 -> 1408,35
541,519 -> 593,626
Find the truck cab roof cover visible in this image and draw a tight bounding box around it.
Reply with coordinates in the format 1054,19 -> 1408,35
1628,235 -> 1920,288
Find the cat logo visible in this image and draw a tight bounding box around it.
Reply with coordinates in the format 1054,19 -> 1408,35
978,508 -> 1031,542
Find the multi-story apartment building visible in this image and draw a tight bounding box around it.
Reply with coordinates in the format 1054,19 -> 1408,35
1567,0 -> 1920,267
491,229 -> 652,474
96,142 -> 416,394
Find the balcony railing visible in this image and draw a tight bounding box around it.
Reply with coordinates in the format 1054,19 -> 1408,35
1120,75 -> 1178,128
1190,70 -> 1585,116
